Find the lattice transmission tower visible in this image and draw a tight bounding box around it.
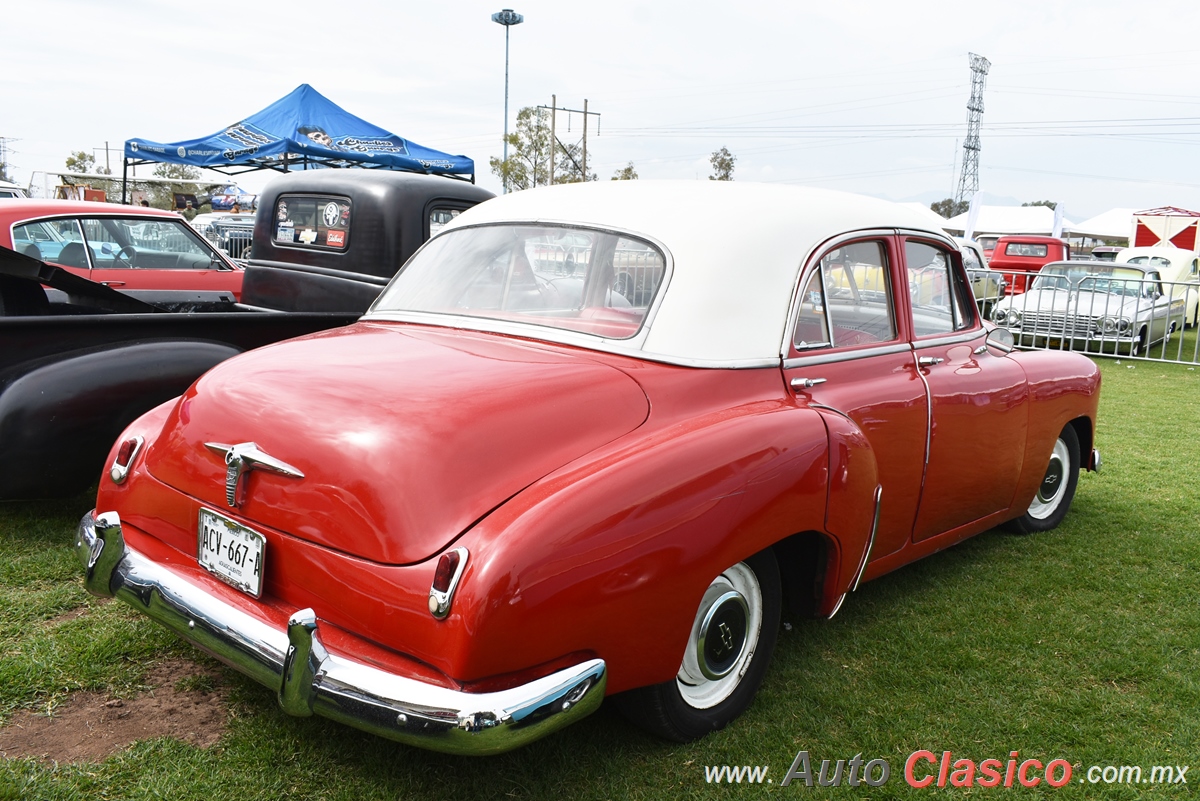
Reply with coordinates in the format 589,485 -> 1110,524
954,53 -> 991,207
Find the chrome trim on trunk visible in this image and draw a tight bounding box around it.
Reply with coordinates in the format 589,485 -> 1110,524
76,511 -> 607,755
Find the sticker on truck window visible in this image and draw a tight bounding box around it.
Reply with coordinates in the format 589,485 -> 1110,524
273,195 -> 351,250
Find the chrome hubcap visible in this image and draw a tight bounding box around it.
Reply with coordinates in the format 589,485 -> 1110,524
1029,437 -> 1069,520
678,563 -> 762,709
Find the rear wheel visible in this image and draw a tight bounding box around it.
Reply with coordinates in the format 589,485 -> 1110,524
614,549 -> 781,741
1006,425 -> 1080,534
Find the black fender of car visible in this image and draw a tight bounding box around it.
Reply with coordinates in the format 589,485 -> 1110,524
440,400 -> 882,695
0,341 -> 240,499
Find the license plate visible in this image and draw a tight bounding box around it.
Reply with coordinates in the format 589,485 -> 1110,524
198,508 -> 265,598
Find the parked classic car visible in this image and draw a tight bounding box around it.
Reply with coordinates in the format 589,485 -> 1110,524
190,212 -> 257,259
990,260 -> 1183,355
78,182 -> 1102,755
955,236 -> 1007,316
1116,245 -> 1200,328
0,199 -> 244,299
989,234 -> 1071,294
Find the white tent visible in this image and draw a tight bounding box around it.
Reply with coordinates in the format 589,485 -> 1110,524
899,202 -> 954,230
943,205 -> 1077,236
1071,208 -> 1136,241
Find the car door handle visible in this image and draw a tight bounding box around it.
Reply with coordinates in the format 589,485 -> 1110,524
100,281 -> 126,287
790,377 -> 827,390
917,356 -> 944,367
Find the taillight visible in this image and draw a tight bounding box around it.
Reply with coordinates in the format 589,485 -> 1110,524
109,436 -> 144,484
428,547 -> 468,619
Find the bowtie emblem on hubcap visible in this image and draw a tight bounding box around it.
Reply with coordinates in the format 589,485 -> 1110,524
204,442 -> 304,507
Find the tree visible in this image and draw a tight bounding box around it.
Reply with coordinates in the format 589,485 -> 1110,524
489,107 -> 553,192
65,151 -> 95,175
489,106 -> 601,190
63,149 -> 120,200
1022,200 -> 1057,210
552,141 -> 596,184
611,162 -> 638,181
930,197 -> 969,218
147,163 -> 203,216
0,162 -> 10,182
709,147 -> 735,181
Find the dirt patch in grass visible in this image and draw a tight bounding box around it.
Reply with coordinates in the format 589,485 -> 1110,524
0,658 -> 229,762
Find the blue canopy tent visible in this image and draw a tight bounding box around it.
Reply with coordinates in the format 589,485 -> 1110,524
122,84 -> 474,202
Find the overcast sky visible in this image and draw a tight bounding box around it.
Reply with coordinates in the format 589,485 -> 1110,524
6,0 -> 1200,220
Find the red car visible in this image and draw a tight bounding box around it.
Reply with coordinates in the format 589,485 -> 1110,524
1,199 -> 243,299
989,235 -> 1071,295
78,182 -> 1102,754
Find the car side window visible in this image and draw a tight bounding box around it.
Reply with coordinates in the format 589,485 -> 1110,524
13,219 -> 87,267
793,240 -> 895,350
961,246 -> 982,272
905,240 -> 974,337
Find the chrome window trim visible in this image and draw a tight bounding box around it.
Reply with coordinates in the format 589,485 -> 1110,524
8,213 -> 233,269
911,328 -> 985,349
780,229 -> 902,361
371,219 -> 674,345
783,342 -> 911,370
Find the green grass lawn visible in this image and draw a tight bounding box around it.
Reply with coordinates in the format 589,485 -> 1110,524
1,357 -> 1198,800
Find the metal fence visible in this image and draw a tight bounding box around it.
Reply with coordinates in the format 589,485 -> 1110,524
222,230 -> 253,260
971,268 -> 1200,365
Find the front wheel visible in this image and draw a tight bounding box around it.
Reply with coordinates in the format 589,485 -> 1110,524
1005,424 -> 1080,534
614,549 -> 781,742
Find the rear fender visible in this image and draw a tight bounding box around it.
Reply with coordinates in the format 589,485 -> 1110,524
812,406 -> 881,617
0,341 -> 239,499
444,402 -> 835,693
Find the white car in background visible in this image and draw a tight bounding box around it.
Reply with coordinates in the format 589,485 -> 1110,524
955,237 -> 1007,316
0,180 -> 30,199
990,261 -> 1182,355
1116,246 -> 1200,328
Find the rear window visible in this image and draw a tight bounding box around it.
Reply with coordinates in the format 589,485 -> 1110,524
273,195 -> 351,250
1004,243 -> 1048,257
373,223 -> 666,340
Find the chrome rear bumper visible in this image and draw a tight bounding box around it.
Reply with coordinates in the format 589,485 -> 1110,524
76,510 -> 606,755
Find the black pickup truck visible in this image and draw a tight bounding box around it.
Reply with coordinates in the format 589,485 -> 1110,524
240,171 -> 493,312
0,171 -> 493,499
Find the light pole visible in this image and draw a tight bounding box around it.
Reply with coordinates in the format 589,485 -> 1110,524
492,8 -> 523,194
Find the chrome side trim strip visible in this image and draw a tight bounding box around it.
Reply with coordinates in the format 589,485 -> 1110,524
75,511 -> 607,756
851,486 -> 883,592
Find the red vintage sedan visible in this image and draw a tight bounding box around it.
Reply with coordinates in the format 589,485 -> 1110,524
77,182 -> 1101,755
1,199 -> 243,300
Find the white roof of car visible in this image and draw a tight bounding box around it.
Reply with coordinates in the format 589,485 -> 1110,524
427,181 -> 951,366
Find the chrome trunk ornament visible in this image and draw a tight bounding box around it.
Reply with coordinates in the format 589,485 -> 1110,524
204,442 -> 304,507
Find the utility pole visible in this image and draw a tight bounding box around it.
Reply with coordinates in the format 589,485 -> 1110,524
0,136 -> 14,182
955,53 -> 990,208
536,98 -> 601,184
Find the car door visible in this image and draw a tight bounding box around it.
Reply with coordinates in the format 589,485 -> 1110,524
781,235 -> 928,564
901,236 -> 1029,542
82,217 -> 241,296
